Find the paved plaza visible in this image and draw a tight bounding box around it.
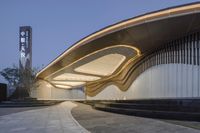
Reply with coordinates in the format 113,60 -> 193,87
0,101 -> 89,133
0,101 -> 199,133
72,102 -> 200,133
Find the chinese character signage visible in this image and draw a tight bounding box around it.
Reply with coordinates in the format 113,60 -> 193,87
19,26 -> 32,70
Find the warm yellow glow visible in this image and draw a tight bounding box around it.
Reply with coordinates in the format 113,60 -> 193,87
55,85 -> 71,89
46,84 -> 52,87
87,46 -> 141,84
53,73 -> 101,81
169,4 -> 199,13
37,3 -> 199,78
74,54 -> 126,76
45,45 -> 140,80
51,81 -> 85,86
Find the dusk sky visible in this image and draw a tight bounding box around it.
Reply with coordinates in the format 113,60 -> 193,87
0,0 -> 199,83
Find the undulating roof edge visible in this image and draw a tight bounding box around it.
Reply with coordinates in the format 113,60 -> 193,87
36,1 -> 200,78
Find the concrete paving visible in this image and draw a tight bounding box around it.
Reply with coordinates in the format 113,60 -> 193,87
0,106 -> 48,116
72,102 -> 200,133
0,101 -> 89,133
1,101 -> 199,133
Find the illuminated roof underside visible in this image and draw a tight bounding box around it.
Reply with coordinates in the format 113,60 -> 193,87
55,85 -> 71,89
36,2 -> 200,95
53,73 -> 101,81
51,81 -> 85,86
74,54 -> 126,76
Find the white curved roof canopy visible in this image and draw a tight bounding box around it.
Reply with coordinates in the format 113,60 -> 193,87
74,54 -> 126,76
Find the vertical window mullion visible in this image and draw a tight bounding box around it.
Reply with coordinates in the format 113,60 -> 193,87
190,35 -> 192,65
197,32 -> 200,66
186,36 -> 189,64
180,39 -> 183,64
194,33 -> 197,66
183,37 -> 187,64
169,43 -> 172,64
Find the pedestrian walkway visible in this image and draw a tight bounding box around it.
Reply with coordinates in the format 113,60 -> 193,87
72,102 -> 200,133
0,101 -> 89,133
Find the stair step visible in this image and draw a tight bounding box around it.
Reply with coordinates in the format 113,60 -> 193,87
91,99 -> 200,121
95,102 -> 200,112
94,106 -> 200,121
102,100 -> 200,105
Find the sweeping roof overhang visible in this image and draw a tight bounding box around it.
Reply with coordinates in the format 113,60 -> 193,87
37,2 -> 200,81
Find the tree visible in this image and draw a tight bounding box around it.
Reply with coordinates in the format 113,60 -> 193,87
0,65 -> 38,99
0,65 -> 20,87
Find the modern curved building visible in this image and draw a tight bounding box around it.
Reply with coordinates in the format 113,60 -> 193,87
32,2 -> 200,101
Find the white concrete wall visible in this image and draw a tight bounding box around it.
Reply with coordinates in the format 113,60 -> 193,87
87,64 -> 200,100
30,80 -> 85,100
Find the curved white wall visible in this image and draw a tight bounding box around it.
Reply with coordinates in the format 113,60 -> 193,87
30,80 -> 85,100
87,64 -> 200,100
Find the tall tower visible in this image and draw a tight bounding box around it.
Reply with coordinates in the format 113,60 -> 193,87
19,26 -> 32,70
